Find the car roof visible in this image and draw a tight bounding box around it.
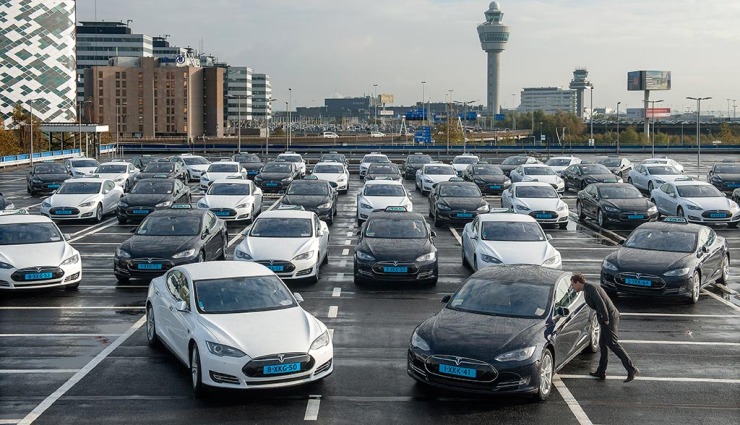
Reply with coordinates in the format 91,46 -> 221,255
257,210 -> 316,220
423,163 -> 453,168
437,180 -> 478,187
177,261 -> 276,281
314,161 -> 345,167
592,183 -> 638,189
147,208 -> 207,218
454,153 -> 478,158
210,179 -> 249,185
478,212 -> 536,223
672,180 -> 711,187
520,163 -> 550,168
209,161 -> 240,167
634,221 -> 705,233
511,181 -> 553,188
66,177 -> 107,183
363,179 -> 404,186
277,152 -> 302,157
362,153 -> 387,158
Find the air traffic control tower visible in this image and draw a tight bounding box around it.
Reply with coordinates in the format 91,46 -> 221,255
569,68 -> 593,119
477,1 -> 510,115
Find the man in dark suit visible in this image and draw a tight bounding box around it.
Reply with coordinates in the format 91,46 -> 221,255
570,273 -> 639,383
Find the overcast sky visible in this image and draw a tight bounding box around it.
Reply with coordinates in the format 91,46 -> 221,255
77,0 -> 740,115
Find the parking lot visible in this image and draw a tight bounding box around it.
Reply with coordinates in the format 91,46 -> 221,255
1,153 -> 738,424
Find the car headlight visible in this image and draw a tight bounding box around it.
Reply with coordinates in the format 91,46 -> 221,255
515,204 -> 530,211
197,201 -> 208,209
585,177 -> 597,183
318,202 -> 332,209
686,204 -> 702,211
415,252 -> 436,262
436,203 -> 451,211
200,174 -> 209,181
602,204 -> 620,213
114,176 -> 125,182
480,254 -> 502,264
254,175 -> 263,182
172,249 -> 196,259
473,177 -> 485,184
356,251 -> 375,261
504,179 -> 511,187
60,254 -> 80,266
234,249 -> 252,260
309,330 -> 331,351
0,261 -> 14,269
664,267 -> 691,277
337,176 -> 347,182
292,250 -> 315,261
32,177 -> 43,182
602,260 -> 618,271
281,177 -> 293,182
116,248 -> 131,259
205,341 -> 246,357
235,202 -> 250,209
155,201 -> 172,208
648,205 -> 658,213
360,203 -> 372,210
78,201 -> 95,208
4,203 -> 14,210
423,177 -> 433,183
730,203 -> 739,212
411,331 -> 430,351
495,346 -> 536,362
654,178 -> 665,184
616,178 -> 624,183
118,201 -> 129,208
542,254 -> 560,267
556,177 -> 563,184
710,176 -> 723,183
557,203 -> 568,212
477,204 -> 490,212
42,200 -> 51,208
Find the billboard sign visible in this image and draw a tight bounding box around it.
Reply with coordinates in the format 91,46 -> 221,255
627,71 -> 642,91
627,70 -> 671,91
379,110 -> 393,116
494,114 -> 505,121
646,108 -> 671,118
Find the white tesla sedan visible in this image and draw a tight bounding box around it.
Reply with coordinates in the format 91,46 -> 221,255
199,161 -> 247,190
94,162 -> 139,191
145,261 -> 333,396
40,178 -> 123,222
64,158 -> 100,178
415,163 -> 457,195
462,213 -> 562,271
356,180 -> 413,223
501,182 -> 569,229
0,211 -> 81,290
197,180 -> 263,223
451,154 -> 480,176
509,164 -> 565,193
627,164 -> 690,192
311,161 -> 350,194
650,180 -> 740,227
545,156 -> 581,176
234,210 -> 329,283
641,157 -> 685,174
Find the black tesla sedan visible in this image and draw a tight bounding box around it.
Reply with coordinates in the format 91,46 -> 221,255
319,152 -> 348,168
562,163 -> 621,191
0,192 -> 13,211
462,164 -> 510,195
707,162 -> 740,194
408,265 -> 598,400
600,218 -> 729,303
499,155 -> 539,177
113,205 -> 227,282
279,179 -> 337,224
117,178 -> 192,223
365,163 -> 402,181
354,209 -> 438,285
576,183 -> 658,228
133,161 -> 187,183
429,181 -> 489,227
254,162 -> 299,193
26,163 -> 71,196
403,153 -> 432,180
733,188 -> 740,205
232,153 -> 264,179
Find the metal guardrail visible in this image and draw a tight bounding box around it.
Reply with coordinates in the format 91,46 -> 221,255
0,145 -> 116,168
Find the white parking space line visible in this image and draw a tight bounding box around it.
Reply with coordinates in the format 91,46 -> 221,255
343,239 -> 352,246
341,249 -> 349,256
449,227 -> 462,245
304,395 -> 321,421
69,218 -> 116,238
18,316 -> 145,425
621,340 -> 740,346
345,231 -> 353,237
338,260 -> 347,267
332,287 -> 342,297
0,306 -> 142,310
553,375 -> 593,425
328,306 -> 338,318
0,369 -> 79,374
69,219 -> 118,243
701,289 -> 740,312
558,374 -> 740,384
0,334 -> 121,337
0,419 -> 21,424
621,312 -> 738,318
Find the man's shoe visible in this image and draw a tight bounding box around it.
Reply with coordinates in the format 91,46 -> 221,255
624,368 -> 639,383
589,371 -> 606,380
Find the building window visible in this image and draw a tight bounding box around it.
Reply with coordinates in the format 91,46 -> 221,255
138,72 -> 143,80
122,72 -> 127,79
98,71 -> 103,79
122,81 -> 127,88
115,72 -> 121,79
116,81 -> 120,88
98,89 -> 104,97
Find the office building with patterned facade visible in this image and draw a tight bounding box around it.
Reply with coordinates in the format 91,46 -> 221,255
0,0 -> 76,123
251,73 -> 273,121
225,67 -> 253,130
518,87 -> 577,115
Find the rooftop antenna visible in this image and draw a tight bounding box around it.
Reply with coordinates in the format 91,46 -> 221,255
126,19 -> 133,28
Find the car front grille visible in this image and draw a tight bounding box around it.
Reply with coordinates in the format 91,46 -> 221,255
315,359 -> 332,374
50,207 -> 80,215
372,261 -> 418,275
11,267 -> 64,282
529,210 -> 557,220
210,208 -> 237,218
128,258 -> 174,272
126,207 -> 154,216
616,272 -> 666,290
210,371 -> 241,385
242,353 -> 314,378
701,210 -> 731,219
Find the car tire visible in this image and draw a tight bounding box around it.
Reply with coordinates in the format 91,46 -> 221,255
729,221 -> 739,228
534,349 -> 554,402
718,255 -> 729,285
115,274 -> 129,284
190,344 -> 206,398
322,250 -> 329,265
326,213 -> 334,226
597,209 -> 607,229
687,271 -> 700,304
197,251 -> 205,263
559,221 -> 568,230
627,177 -> 633,185
461,249 -> 468,268
94,204 -> 103,223
146,304 -> 159,348
117,216 -> 127,224
580,181 -> 587,190
426,277 -> 438,286
576,202 -> 585,222
26,184 -> 31,195
220,235 -> 228,260
124,180 -> 130,192
563,180 -> 569,192
585,315 -> 600,353
433,212 -> 443,228
187,171 -> 193,182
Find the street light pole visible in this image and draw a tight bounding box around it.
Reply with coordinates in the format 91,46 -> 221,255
285,101 -> 289,150
288,88 -> 292,149
447,89 -> 453,154
373,84 -> 378,129
511,93 -> 516,130
29,100 -> 36,166
421,81 -> 426,127
589,86 -> 594,146
727,98 -> 731,121
616,101 -> 621,155
649,99 -> 664,157
265,98 -> 276,157
687,96 -> 712,166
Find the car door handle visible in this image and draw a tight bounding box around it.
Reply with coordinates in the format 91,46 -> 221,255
169,305 -> 174,311
155,290 -> 160,296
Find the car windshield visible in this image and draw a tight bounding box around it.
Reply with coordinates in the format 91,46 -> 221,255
439,184 -> 481,197
453,157 -> 478,164
524,167 -> 555,176
250,218 -> 313,237
287,182 -> 329,196
208,183 -> 249,195
234,155 -> 260,163
143,163 -> 175,173
57,182 -> 101,194
425,165 -> 455,175
515,186 -> 558,198
262,163 -> 292,173
130,180 -> 174,194
209,164 -> 238,173
473,166 -> 503,175
321,154 -> 345,162
598,158 -> 621,167
96,165 -> 127,173
364,217 -> 427,239
194,275 -> 297,314
714,164 -> 740,173
70,159 -> 99,168
546,159 -> 572,166
624,228 -> 697,253
676,185 -> 723,198
408,155 -> 431,164
580,165 -> 612,174
369,164 -> 399,174
363,156 -> 390,163
598,186 -> 642,199
448,278 -> 552,318
313,164 -> 344,173
502,156 -> 529,165
0,222 -> 64,245
137,156 -> 155,166
647,166 -> 680,175
136,216 -> 200,236
364,184 -> 406,196
34,164 -> 67,174
279,155 -> 302,163
481,221 -> 546,241
182,157 -> 209,165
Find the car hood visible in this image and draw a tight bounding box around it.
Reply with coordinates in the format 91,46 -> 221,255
601,198 -> 653,211
515,198 -> 562,211
137,172 -> 177,179
681,196 -> 735,210
187,164 -> 210,172
522,175 -> 560,184
71,167 -> 97,175
422,308 -> 543,361
202,194 -> 254,208
258,172 -> 291,180
48,193 -> 100,207
34,174 -> 69,182
367,173 -> 401,180
473,175 -> 507,184
437,197 -> 487,210
241,163 -> 264,171
122,235 -> 196,257
239,237 -> 314,261
609,247 -> 689,272
122,194 -> 173,207
359,238 -> 430,261
479,241 -> 555,265
0,242 -> 75,268
425,174 -> 456,184
282,195 -> 330,208
96,173 -> 127,181
197,307 -> 323,357
652,174 -> 687,182
584,174 -> 620,183
205,172 -> 241,180
358,196 -> 410,210
312,173 -> 344,182
453,164 -> 473,172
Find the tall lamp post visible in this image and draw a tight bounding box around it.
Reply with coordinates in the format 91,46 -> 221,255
264,98 -> 277,157
227,94 -> 250,153
28,99 -> 42,166
421,81 -> 426,127
616,101 -> 621,154
648,99 -> 664,157
285,101 -> 289,150
373,84 -> 378,129
511,93 -> 516,130
686,96 -> 711,166
727,98 -> 732,121
288,88 -> 292,149
589,86 -> 594,146
447,89 -> 453,154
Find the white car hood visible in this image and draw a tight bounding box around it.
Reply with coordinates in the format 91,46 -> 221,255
96,173 -> 127,181
206,172 -> 240,181
516,197 -> 563,211
653,174 -> 687,182
48,193 -> 100,207
197,307 -> 323,357
0,241 -> 74,268
312,172 -> 344,182
523,175 -> 559,184
360,196 -> 411,210
239,237 -> 314,261
202,194 -> 254,208
188,164 -> 210,172
452,164 -> 471,173
479,241 -> 555,265
425,174 -> 456,184
683,196 -> 734,210
549,166 -> 568,174
72,167 -> 97,176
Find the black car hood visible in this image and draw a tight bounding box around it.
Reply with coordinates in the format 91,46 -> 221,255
610,247 -> 690,272
716,173 -> 740,181
498,164 -> 520,175
122,235 -> 197,257
367,173 -> 401,180
258,172 -> 292,180
35,174 -> 70,182
138,172 -> 176,179
473,175 -> 507,184
438,197 -> 487,210
0,195 -> 6,210
585,174 -> 620,183
361,238 -> 430,262
282,195 -> 329,208
600,198 -> 652,211
122,194 -> 174,207
422,308 -> 543,361
241,163 -> 264,171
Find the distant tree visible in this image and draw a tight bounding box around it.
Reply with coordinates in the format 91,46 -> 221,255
0,119 -> 23,155
620,126 -> 641,145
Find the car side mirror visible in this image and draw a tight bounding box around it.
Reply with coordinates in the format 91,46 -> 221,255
240,226 -> 252,236
546,234 -> 553,240
441,294 -> 451,304
293,293 -> 304,303
430,230 -> 437,238
64,234 -> 71,240
176,300 -> 189,312
555,306 -> 570,317
103,189 -> 110,194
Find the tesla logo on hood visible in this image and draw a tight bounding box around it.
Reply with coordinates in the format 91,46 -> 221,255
36,267 -> 42,273
635,273 -> 641,279
269,260 -> 274,265
393,261 -> 398,266
277,354 -> 285,363
453,357 -> 462,366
